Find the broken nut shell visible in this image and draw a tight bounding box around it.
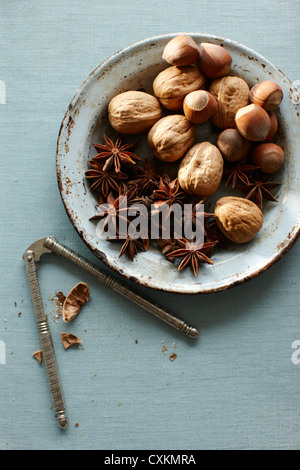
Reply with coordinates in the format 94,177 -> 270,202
62,282 -> 90,323
61,333 -> 82,350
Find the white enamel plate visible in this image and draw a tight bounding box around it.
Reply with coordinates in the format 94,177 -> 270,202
56,33 -> 300,294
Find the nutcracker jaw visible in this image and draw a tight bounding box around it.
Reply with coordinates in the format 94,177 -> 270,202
23,236 -> 55,262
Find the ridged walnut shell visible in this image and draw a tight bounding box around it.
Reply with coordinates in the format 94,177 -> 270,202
108,91 -> 162,135
147,115 -> 195,162
215,196 -> 263,243
209,76 -> 250,128
178,142 -> 223,196
153,65 -> 206,110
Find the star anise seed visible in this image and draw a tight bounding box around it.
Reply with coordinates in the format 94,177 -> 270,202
90,192 -> 130,233
239,175 -> 282,209
92,134 -> 141,173
85,160 -> 127,197
130,159 -> 161,195
223,164 -> 259,189
167,238 -> 217,277
107,232 -> 148,262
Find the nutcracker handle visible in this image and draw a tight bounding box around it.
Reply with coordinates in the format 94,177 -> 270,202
23,250 -> 68,430
44,237 -> 199,338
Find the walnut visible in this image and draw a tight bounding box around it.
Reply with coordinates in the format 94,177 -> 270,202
108,91 -> 162,134
153,65 -> 206,110
62,282 -> 90,323
214,196 -> 263,243
209,76 -> 250,128
61,333 -> 82,350
178,142 -> 223,196
147,114 -> 195,162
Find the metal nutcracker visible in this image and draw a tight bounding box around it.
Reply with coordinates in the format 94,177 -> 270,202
23,236 -> 199,429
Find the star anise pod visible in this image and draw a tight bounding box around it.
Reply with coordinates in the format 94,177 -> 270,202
153,178 -> 185,208
223,164 -> 259,189
183,199 -> 215,238
157,238 -> 181,263
167,238 -> 218,277
89,192 -> 130,232
130,159 -> 161,195
92,134 -> 141,173
239,175 -> 282,209
107,231 -> 148,262
85,160 -> 127,197
204,220 -> 227,256
129,194 -> 155,209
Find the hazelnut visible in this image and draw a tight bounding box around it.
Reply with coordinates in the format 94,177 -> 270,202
62,282 -> 90,323
235,104 -> 271,141
183,90 -> 218,124
217,128 -> 251,162
153,65 -> 206,110
264,111 -> 278,141
162,35 -> 199,66
108,91 -> 162,135
249,80 -> 283,111
199,43 -> 232,78
178,142 -> 223,196
147,115 -> 195,162
209,76 -> 250,128
215,196 -> 263,243
252,143 -> 284,174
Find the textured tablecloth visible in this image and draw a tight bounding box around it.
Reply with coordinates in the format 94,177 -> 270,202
0,0 -> 299,450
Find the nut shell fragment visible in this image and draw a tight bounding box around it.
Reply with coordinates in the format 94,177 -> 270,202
61,333 -> 82,350
215,196 -> 263,243
33,350 -> 42,364
62,282 -> 90,323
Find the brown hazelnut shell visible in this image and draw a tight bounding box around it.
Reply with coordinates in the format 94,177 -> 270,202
199,43 -> 232,78
183,90 -> 218,124
162,35 -> 199,66
235,104 -> 271,141
249,80 -> 283,111
217,128 -> 251,162
252,143 -> 284,174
